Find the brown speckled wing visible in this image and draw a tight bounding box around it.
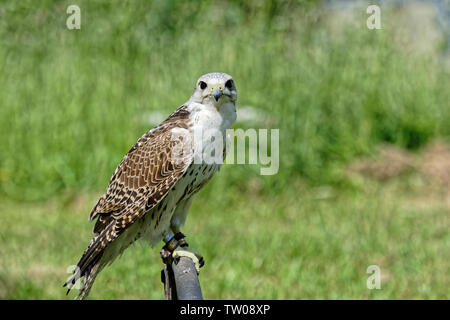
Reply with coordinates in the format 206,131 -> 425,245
74,105 -> 193,281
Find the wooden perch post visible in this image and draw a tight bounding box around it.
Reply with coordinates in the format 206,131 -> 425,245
160,248 -> 203,300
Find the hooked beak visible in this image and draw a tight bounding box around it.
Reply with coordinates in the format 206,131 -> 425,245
211,87 -> 223,102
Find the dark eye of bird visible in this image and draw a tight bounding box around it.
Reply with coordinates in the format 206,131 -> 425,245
199,81 -> 207,90
225,79 -> 233,89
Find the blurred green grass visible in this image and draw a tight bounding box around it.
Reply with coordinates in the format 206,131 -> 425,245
1,0 -> 448,200
0,0 -> 449,299
1,174 -> 448,299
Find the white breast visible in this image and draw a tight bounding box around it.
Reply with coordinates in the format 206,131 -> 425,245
187,101 -> 236,161
187,101 -> 236,134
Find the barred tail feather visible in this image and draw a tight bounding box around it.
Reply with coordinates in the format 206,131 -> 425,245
63,256 -> 104,300
75,262 -> 102,300
64,232 -> 109,299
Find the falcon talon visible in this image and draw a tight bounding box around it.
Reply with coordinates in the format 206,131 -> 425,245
173,247 -> 204,274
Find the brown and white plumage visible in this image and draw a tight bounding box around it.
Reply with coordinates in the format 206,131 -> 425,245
65,72 -> 237,299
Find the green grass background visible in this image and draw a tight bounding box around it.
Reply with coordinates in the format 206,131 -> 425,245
0,0 -> 448,299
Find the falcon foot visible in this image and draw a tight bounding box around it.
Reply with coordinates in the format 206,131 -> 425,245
173,246 -> 204,274
173,232 -> 205,272
162,232 -> 205,273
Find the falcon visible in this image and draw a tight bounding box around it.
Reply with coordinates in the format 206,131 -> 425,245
64,72 -> 237,299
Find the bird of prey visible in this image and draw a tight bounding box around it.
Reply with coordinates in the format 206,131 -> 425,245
64,72 -> 237,299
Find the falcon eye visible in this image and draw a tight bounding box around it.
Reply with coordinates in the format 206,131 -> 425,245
199,81 -> 207,90
225,79 -> 234,89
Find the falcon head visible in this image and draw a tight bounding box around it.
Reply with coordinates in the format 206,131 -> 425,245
190,72 -> 237,106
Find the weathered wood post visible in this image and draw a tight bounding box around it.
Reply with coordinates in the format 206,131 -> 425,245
160,247 -> 203,300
